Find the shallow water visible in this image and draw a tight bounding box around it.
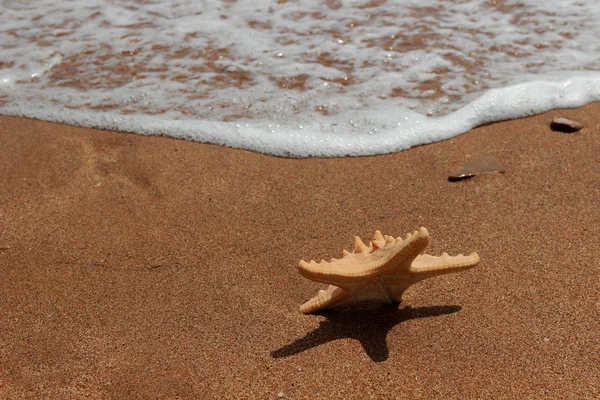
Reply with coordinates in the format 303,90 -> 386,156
1,0 -> 600,157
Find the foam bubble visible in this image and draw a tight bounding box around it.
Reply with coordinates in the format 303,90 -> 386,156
1,0 -> 599,157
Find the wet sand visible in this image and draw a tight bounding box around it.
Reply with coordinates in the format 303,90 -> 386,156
1,105 -> 599,399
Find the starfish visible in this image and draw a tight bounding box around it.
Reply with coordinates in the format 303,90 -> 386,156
298,227 -> 479,314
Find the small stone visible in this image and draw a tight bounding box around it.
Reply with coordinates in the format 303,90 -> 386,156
550,117 -> 584,133
449,156 -> 505,181
278,392 -> 284,398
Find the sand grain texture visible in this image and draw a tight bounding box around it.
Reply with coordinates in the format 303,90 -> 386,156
1,106 -> 599,399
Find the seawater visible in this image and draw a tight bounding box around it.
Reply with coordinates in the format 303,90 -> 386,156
1,0 -> 600,157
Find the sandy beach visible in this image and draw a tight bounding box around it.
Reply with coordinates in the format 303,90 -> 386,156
1,105 -> 599,398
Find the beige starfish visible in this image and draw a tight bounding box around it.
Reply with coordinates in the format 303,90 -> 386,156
298,227 -> 479,314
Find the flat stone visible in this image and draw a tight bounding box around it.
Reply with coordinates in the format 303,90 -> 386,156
449,156 -> 505,181
550,117 -> 584,133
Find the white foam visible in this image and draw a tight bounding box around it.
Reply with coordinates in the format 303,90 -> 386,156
1,0 -> 599,157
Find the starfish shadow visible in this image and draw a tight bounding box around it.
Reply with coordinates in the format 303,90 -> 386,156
271,304 -> 461,362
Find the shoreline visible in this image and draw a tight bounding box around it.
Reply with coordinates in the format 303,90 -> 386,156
4,74 -> 600,158
1,106 -> 599,398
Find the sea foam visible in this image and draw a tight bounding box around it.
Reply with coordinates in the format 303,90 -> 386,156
1,0 -> 599,157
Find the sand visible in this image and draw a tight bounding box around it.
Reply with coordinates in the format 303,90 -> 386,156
1,105 -> 599,399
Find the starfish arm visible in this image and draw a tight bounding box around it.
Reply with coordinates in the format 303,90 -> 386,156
410,252 -> 480,276
384,227 -> 431,272
297,258 -> 364,286
298,228 -> 432,286
299,285 -> 347,314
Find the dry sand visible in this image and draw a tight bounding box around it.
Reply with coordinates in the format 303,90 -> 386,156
1,105 -> 599,399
